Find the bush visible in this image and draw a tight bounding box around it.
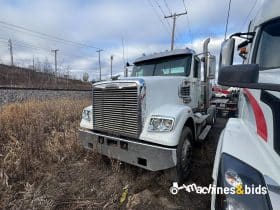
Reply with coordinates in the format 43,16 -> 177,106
0,98 -> 90,191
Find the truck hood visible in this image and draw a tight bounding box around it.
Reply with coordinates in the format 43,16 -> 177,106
93,76 -> 190,118
128,76 -> 186,115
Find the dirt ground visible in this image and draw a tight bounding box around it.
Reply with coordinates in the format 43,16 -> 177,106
0,98 -> 227,210
37,118 -> 227,210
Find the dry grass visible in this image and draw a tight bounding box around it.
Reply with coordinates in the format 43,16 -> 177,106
0,98 -> 91,209
0,97 -> 222,210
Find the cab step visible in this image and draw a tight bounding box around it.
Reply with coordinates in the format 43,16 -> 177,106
198,125 -> 211,141
194,113 -> 209,124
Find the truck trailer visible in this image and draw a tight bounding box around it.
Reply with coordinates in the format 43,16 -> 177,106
79,39 -> 216,182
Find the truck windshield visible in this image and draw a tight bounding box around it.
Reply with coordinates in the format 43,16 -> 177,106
256,19 -> 280,70
131,55 -> 192,77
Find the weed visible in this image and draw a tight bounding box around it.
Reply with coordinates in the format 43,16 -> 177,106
0,98 -> 91,209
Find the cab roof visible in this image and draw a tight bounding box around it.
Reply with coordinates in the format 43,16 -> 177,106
134,48 -> 195,64
253,0 -> 280,27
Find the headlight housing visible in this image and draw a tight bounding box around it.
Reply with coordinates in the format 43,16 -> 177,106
82,109 -> 91,121
148,116 -> 174,132
215,153 -> 272,210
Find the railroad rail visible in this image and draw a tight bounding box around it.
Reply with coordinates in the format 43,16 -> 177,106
0,86 -> 92,91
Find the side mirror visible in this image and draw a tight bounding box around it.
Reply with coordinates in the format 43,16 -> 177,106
207,55 -> 216,79
111,75 -> 121,80
219,38 -> 235,69
218,64 -> 259,86
218,64 -> 280,91
124,67 -> 129,77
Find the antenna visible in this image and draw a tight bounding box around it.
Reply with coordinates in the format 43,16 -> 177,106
224,0 -> 232,40
122,37 -> 125,66
110,55 -> 113,79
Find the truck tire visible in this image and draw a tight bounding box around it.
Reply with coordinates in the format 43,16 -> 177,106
176,127 -> 193,183
207,105 -> 216,125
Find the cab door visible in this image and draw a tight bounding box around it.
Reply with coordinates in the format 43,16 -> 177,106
190,56 -> 201,109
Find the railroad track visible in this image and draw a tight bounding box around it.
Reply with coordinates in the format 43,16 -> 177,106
0,86 -> 92,91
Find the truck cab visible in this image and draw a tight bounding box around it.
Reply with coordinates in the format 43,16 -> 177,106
79,39 -> 216,182
212,0 -> 280,209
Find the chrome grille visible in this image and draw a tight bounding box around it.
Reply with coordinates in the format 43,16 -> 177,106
92,82 -> 141,138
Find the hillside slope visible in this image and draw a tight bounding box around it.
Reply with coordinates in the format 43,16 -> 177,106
0,64 -> 91,90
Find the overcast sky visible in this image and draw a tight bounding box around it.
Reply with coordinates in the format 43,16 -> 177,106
0,0 -> 263,80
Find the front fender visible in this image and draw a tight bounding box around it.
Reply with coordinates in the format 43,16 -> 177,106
212,118 -> 280,185
140,104 -> 194,146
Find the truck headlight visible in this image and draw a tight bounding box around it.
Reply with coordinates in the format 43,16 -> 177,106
148,116 -> 174,132
215,153 -> 271,210
82,109 -> 91,121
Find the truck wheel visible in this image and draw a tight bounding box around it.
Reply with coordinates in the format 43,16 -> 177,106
100,154 -> 111,165
176,127 -> 193,183
207,105 -> 216,125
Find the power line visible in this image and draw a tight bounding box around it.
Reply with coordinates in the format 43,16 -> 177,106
153,0 -> 180,43
1,36 -> 94,60
163,0 -> 172,15
0,38 -> 96,73
224,0 -> 232,40
13,40 -> 50,52
155,0 -> 168,17
241,0 -> 258,31
0,20 -> 102,50
0,24 -> 75,49
147,0 -> 172,35
3,38 -> 53,58
154,0 -> 173,31
182,0 -> 193,45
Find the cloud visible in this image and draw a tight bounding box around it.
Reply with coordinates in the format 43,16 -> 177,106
0,0 -> 263,80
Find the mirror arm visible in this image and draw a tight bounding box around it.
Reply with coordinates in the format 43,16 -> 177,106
230,32 -> 255,42
238,40 -> 250,50
230,32 -> 255,38
238,52 -> 247,60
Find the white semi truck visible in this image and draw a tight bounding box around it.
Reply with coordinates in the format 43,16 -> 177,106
212,0 -> 280,209
79,39 -> 216,182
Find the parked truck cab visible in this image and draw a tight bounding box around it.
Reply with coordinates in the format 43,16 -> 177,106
79,39 -> 216,182
212,0 -> 280,209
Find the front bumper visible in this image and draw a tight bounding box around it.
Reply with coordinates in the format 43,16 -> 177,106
79,129 -> 177,171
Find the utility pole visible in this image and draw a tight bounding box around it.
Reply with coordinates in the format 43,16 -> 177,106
51,49 -> 59,76
66,65 -> 70,89
110,55 -> 113,79
32,56 -> 35,70
224,0 -> 232,40
165,11 -> 187,50
96,49 -> 103,81
8,39 -> 14,66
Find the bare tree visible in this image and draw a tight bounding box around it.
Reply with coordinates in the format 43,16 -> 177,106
83,72 -> 89,82
35,58 -> 42,72
43,57 -> 53,74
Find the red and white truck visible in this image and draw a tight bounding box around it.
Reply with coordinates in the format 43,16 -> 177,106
212,0 -> 280,209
